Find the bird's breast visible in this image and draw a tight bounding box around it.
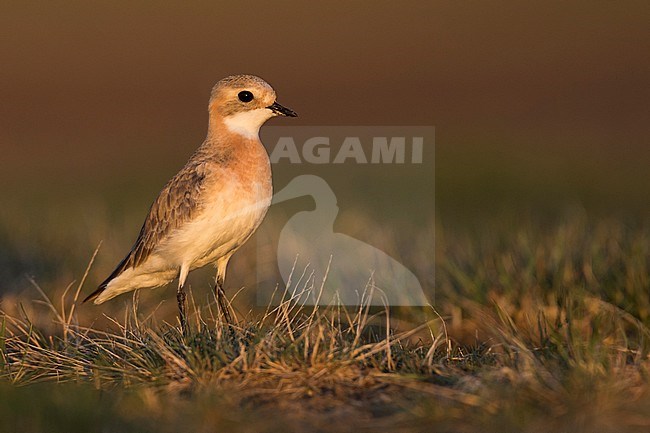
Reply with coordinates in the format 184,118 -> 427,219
162,139 -> 272,268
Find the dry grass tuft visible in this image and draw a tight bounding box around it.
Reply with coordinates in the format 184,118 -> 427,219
3,212 -> 650,432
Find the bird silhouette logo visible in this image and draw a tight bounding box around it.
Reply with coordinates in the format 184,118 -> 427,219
272,175 -> 428,306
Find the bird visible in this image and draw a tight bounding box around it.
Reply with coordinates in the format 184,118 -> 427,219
83,74 -> 297,331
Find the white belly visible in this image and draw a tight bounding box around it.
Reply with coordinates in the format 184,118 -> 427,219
159,181 -> 271,270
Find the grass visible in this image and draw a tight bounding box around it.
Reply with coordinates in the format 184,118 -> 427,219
2,210 -> 650,432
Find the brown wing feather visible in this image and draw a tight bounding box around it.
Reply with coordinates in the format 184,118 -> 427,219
83,160 -> 210,303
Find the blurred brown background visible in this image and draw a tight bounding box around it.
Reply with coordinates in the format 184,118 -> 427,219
0,1 -> 648,296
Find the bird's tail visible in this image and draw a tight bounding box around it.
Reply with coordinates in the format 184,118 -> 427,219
82,281 -> 109,304
82,252 -> 133,304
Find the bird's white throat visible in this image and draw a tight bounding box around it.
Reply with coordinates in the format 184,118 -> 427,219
223,108 -> 274,139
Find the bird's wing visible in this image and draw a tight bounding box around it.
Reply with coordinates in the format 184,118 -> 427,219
129,162 -> 209,269
83,161 -> 210,303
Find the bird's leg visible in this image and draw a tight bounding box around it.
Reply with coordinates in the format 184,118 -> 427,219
177,281 -> 187,335
215,274 -> 232,324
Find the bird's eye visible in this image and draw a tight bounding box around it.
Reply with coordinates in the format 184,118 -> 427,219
238,91 -> 254,103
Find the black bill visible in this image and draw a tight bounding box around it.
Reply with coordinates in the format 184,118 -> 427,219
267,101 -> 298,117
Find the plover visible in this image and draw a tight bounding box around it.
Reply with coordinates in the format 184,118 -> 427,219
84,74 -> 297,330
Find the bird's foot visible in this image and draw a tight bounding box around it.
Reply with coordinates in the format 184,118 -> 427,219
177,288 -> 187,336
215,280 -> 233,325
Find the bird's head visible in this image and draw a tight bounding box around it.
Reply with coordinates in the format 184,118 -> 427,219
208,74 -> 297,139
